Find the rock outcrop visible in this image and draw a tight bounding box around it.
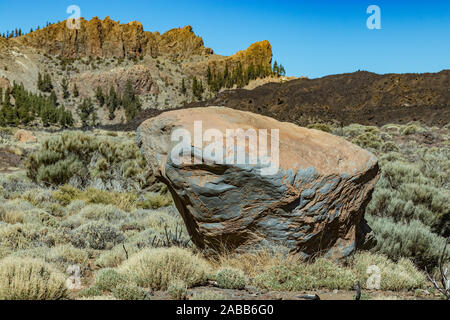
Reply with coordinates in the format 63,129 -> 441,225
0,77 -> 12,93
70,65 -> 158,98
14,129 -> 37,143
18,17 -> 213,59
137,107 -> 380,259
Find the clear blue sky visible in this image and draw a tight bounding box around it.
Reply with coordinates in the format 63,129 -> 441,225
0,0 -> 449,78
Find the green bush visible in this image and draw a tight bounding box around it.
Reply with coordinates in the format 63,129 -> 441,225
307,123 -> 332,133
401,124 -> 426,136
78,286 -> 103,298
137,193 -> 173,209
25,131 -> 151,190
53,185 -> 137,212
11,245 -> 90,272
0,224 -> 40,250
112,284 -> 151,300
215,268 -> 246,290
118,247 -> 210,290
0,257 -> 68,300
352,132 -> 382,150
353,252 -> 426,291
167,279 -> 188,300
73,221 -> 125,250
367,215 -> 449,269
94,268 -> 129,292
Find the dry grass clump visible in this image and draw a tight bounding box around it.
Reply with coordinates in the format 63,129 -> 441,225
0,257 -> 68,300
0,207 -> 24,224
137,193 -> 173,209
118,247 -> 210,290
215,249 -> 426,292
167,279 -> 188,300
53,185 -> 137,212
353,252 -> 426,291
11,245 -> 90,272
210,247 -> 295,278
254,257 -> 355,291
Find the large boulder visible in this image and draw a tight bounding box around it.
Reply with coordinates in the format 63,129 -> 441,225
137,107 -> 380,259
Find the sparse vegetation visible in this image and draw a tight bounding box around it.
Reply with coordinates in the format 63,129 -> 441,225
215,268 -> 246,290
0,120 -> 447,300
118,247 -> 210,290
0,257 -> 67,300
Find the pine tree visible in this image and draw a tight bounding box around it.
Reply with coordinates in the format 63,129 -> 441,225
122,80 -> 141,122
181,79 -> 187,95
73,84 -> 79,97
49,90 -> 58,106
96,86 -> 105,106
61,78 -> 70,99
77,98 -> 96,127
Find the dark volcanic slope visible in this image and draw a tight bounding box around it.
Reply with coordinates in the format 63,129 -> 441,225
188,70 -> 450,127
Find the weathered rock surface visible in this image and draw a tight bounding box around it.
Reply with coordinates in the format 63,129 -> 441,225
147,107 -> 380,258
0,77 -> 12,93
19,17 -> 213,59
70,65 -> 158,98
14,129 -> 37,143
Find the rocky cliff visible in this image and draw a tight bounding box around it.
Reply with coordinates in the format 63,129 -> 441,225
0,16 -> 275,125
18,17 -> 214,59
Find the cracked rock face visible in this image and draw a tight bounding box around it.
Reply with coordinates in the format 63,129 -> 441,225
137,107 -> 380,259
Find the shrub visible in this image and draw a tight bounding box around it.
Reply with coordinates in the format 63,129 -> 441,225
352,132 -> 382,150
118,247 -> 210,290
381,141 -> 399,152
73,221 -> 125,250
367,182 -> 449,236
401,124 -> 425,136
112,284 -> 151,300
254,258 -> 355,291
12,245 -> 90,272
0,257 -> 68,300
307,123 -> 332,133
367,215 -> 449,269
78,286 -> 103,298
215,268 -> 246,290
80,204 -> 127,222
381,161 -> 428,188
167,279 -> 188,300
53,185 -> 137,212
353,252 -> 426,291
0,207 -> 24,224
0,224 -> 39,250
94,268 -> 129,292
25,131 -> 151,191
137,193 -> 173,209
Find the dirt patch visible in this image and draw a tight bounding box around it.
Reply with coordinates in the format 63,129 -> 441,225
0,147 -> 26,173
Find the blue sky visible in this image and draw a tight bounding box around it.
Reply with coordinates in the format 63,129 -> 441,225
0,0 -> 449,78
